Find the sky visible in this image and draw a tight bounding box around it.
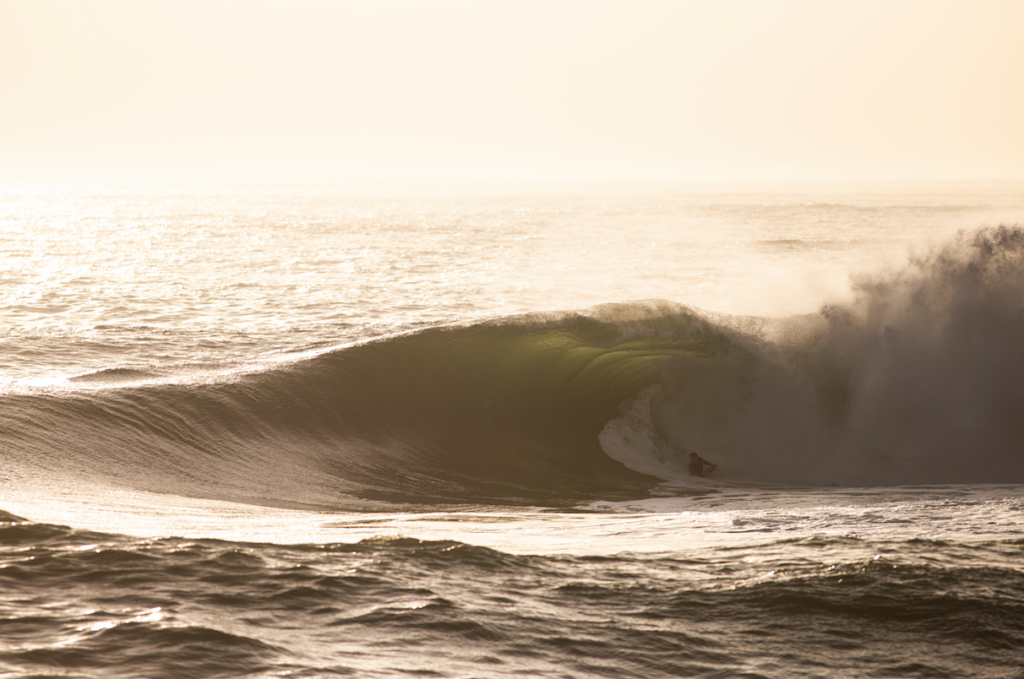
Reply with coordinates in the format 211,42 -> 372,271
2,0 -> 1023,183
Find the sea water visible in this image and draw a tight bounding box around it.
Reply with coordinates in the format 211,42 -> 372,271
2,182 -> 1024,677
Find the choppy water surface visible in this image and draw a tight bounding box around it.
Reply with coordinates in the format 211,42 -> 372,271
3,488 -> 1024,679
2,181 -> 1024,677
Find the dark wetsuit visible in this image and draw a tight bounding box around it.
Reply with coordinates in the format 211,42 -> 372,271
689,455 -> 714,477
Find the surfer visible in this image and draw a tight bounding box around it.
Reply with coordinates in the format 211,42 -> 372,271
688,452 -> 717,477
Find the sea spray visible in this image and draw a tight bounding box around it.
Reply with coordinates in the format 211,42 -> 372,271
618,226 -> 1024,486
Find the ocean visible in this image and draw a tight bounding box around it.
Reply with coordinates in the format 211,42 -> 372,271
2,181 -> 1023,678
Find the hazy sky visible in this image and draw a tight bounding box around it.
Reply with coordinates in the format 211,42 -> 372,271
2,0 -> 1023,182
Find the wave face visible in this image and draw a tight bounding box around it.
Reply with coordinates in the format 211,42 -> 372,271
4,226 -> 1024,507
1,303 -> 727,509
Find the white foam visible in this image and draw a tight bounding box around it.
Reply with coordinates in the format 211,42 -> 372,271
6,479 -> 1021,557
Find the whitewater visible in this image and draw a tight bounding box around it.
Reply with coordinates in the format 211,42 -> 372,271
2,182 -> 1024,678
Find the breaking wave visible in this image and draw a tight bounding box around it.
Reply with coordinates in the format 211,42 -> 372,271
3,226 -> 1024,508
